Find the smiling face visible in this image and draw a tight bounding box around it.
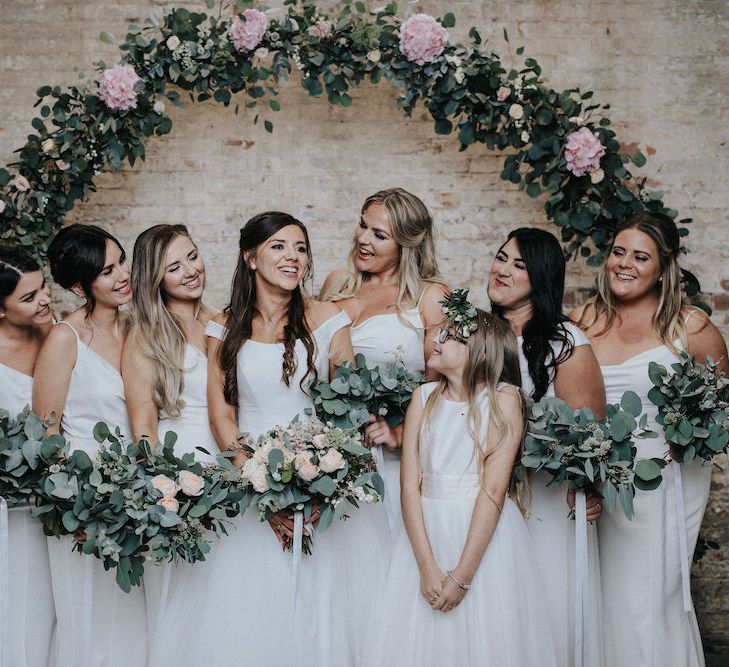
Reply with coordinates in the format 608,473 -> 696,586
160,234 -> 205,304
605,228 -> 662,302
248,224 -> 310,292
353,202 -> 400,275
0,269 -> 52,327
427,326 -> 469,376
87,239 -> 131,308
487,237 -> 533,312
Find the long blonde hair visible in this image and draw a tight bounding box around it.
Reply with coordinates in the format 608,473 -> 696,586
420,310 -> 528,514
321,187 -> 443,308
578,213 -> 691,351
128,224 -> 209,417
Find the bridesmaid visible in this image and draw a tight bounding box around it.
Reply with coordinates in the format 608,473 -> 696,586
122,224 -> 220,652
33,224 -> 147,667
487,227 -> 606,667
572,212 -> 727,666
0,245 -> 55,667
320,187 -> 449,535
152,212 -> 359,666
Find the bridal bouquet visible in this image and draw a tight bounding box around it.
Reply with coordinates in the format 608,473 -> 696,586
36,423 -> 245,592
647,352 -> 729,463
310,352 -> 422,429
237,416 -> 383,554
521,391 -> 662,519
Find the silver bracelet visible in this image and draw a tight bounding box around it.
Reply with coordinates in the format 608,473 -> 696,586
445,570 -> 471,591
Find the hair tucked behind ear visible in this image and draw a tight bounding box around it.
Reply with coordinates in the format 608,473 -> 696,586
219,212 -> 317,406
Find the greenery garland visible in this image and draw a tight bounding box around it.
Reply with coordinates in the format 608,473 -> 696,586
0,0 -> 702,299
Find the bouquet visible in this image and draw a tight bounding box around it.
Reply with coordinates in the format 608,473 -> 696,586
647,352 -> 729,464
237,416 -> 383,554
310,352 -> 422,430
35,423 -> 245,592
522,391 -> 662,519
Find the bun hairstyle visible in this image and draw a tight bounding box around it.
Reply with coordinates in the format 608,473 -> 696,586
0,245 -> 41,307
47,224 -> 125,314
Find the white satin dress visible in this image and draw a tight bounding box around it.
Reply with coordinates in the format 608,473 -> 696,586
599,345 -> 711,666
518,321 -> 604,667
46,321 -> 147,667
0,363 -> 56,667
152,311 -> 385,666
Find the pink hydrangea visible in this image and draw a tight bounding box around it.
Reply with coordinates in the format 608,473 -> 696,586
398,13 -> 448,66
98,64 -> 141,113
564,127 -> 606,177
228,9 -> 268,53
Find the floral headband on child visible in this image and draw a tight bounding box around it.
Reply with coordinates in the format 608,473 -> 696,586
440,288 -> 479,342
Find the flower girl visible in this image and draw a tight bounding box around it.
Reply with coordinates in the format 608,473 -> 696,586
363,290 -> 556,666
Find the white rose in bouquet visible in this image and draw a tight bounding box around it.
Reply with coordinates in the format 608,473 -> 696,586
319,448 -> 345,473
157,496 -> 180,513
250,465 -> 270,493
311,433 -> 327,449
295,453 -> 320,482
178,470 -> 205,496
151,474 -> 180,499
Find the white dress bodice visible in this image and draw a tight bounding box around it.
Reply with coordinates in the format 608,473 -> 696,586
0,362 -> 33,418
157,344 -> 219,463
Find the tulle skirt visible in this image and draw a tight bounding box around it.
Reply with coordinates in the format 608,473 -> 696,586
6,506 -> 55,667
363,494 -> 558,667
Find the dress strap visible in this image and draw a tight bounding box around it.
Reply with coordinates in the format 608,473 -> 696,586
57,320 -> 81,341
204,320 -> 227,341
415,282 -> 436,309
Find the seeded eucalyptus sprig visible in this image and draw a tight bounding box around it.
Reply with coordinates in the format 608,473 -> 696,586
440,288 -> 478,342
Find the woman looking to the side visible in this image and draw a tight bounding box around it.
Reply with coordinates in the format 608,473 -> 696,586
487,227 -> 606,667
0,245 -> 55,667
571,212 -> 728,667
33,224 -> 147,667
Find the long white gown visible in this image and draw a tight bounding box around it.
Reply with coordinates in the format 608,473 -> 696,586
363,382 -> 557,666
518,320 -> 604,667
599,345 -> 711,666
46,321 -> 147,667
0,363 -> 56,667
152,310 -> 383,666
145,344 -> 221,655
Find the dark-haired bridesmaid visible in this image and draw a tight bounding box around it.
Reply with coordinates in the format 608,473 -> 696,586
487,227 -> 606,667
33,224 -> 147,666
0,245 -> 55,667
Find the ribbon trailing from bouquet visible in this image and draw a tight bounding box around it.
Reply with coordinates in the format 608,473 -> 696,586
672,463 -> 692,612
291,510 -> 316,637
152,563 -> 172,657
81,554 -> 94,667
574,491 -> 588,667
0,496 -> 9,667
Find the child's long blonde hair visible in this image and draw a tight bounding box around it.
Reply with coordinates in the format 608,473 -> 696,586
420,309 -> 528,513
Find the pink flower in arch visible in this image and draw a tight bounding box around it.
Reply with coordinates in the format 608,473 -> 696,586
565,127 -> 606,177
398,14 -> 449,66
228,9 -> 268,52
98,64 -> 141,113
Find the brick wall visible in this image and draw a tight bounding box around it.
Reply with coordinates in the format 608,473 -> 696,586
1,0 -> 728,651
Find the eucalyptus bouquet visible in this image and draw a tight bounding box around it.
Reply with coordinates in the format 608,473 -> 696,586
522,391 -> 662,519
36,423 -> 245,592
647,352 -> 729,464
237,416 -> 383,554
0,409 -> 69,507
310,352 -> 422,430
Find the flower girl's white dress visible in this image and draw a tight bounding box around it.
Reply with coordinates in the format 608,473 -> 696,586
152,310 -> 383,666
363,382 -> 557,666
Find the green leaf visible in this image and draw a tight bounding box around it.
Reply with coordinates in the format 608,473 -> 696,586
100,32 -> 117,45
634,458 -> 663,482
631,152 -> 647,167
441,12 -> 456,28
620,391 -> 642,417
309,475 -> 336,497
526,182 -> 541,198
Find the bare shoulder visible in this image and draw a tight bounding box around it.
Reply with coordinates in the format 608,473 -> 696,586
199,304 -> 220,326
567,302 -> 592,326
684,306 -> 727,363
419,281 -> 449,325
306,299 -> 344,329
45,320 -> 78,349
682,306 -> 712,335
211,311 -> 229,327
320,268 -> 350,300
494,383 -> 523,413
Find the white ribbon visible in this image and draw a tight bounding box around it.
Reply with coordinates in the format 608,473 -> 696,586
0,497 -> 9,667
672,463 -> 692,612
574,491 -> 588,667
372,446 -> 396,534
291,511 -> 316,637
81,554 -> 94,667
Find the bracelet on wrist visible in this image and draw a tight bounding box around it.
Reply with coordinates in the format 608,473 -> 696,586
445,570 -> 471,591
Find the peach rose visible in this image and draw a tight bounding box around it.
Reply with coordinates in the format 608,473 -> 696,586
178,470 -> 205,496
157,496 -> 180,513
151,474 -> 179,499
295,454 -> 320,482
496,86 -> 510,102
319,448 -> 345,474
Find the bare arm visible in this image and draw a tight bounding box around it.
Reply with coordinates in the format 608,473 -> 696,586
554,345 -> 606,419
318,268 -> 348,301
328,323 -> 354,378
121,338 -> 159,447
685,308 -> 729,375
32,324 -> 77,435
206,322 -> 241,454
419,282 -> 449,381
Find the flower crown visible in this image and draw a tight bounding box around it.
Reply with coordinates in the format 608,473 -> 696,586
440,288 -> 479,342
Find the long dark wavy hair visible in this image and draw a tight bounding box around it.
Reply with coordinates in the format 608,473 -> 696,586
491,227 -> 573,400
219,212 -> 317,406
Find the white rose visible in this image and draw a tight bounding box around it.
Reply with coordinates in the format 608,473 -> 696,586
295,453 -> 319,482
0,200 -> 5,214
319,448 -> 344,474
150,474 -> 180,499
508,104 -> 524,120
590,168 -> 605,184
250,465 -> 270,493
254,47 -> 269,60
454,68 -> 465,84
41,138 -> 55,154
166,35 -> 181,51
240,458 -> 258,481
520,130 -> 530,143
178,470 -> 205,496
367,49 -> 381,63
311,433 -> 327,449
289,18 -> 300,31
157,496 -> 180,513
11,175 -> 30,192
253,442 -> 274,464
153,100 -> 166,114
